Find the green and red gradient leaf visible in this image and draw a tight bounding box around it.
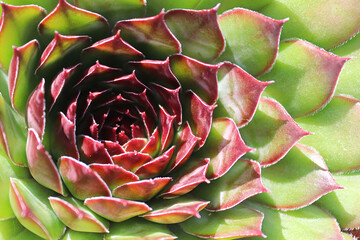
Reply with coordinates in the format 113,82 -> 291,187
217,8 -> 287,76
240,98 -> 310,166
180,204 -> 265,239
197,118 -> 253,180
49,197 -> 109,233
260,39 -> 349,117
59,156 -> 111,200
26,129 -> 65,195
114,10 -> 181,59
38,0 -> 109,41
164,5 -> 225,62
84,196 -> 151,222
317,171 -> 360,230
8,40 -> 41,115
251,143 -> 342,210
9,178 -> 65,240
216,62 -> 272,127
142,197 -> 209,224
193,159 -> 267,211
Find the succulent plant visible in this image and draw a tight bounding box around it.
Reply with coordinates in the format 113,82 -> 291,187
0,0 -> 359,239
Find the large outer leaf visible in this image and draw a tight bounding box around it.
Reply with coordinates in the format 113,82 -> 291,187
261,0 -> 360,49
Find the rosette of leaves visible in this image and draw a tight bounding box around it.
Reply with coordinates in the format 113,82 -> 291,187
0,0 -> 359,240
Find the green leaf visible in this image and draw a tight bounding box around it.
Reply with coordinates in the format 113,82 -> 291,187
8,40 -> 41,115
296,95 -> 360,172
164,6 -> 225,62
195,0 -> 273,13
0,155 -> 29,219
260,0 -> 360,49
0,69 -> 10,105
76,0 -> 145,26
60,230 -> 104,240
259,39 -> 348,117
332,33 -> 360,100
240,98 -> 309,166
105,218 -> 176,240
317,172 -> 360,229
251,143 -> 341,209
217,8 -> 286,76
0,93 -> 27,166
0,3 -> 45,71
9,178 -> 66,240
49,197 -> 109,233
38,0 -> 109,42
244,201 -> 343,240
0,218 -> 43,240
146,0 -> 198,16
180,204 -> 265,239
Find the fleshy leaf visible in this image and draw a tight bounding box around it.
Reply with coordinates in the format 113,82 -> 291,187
0,218 -> 43,240
260,39 -> 349,117
317,171 -> 360,229
184,91 -> 215,148
89,163 -> 139,190
51,112 -> 79,160
85,196 -> 151,222
36,32 -> 90,80
240,98 -> 309,166
167,122 -> 200,172
59,156 -> 111,200
160,158 -> 210,199
252,143 -> 342,210
164,5 -> 225,62
180,204 -> 265,239
82,30 -> 144,68
49,197 -> 109,233
0,154 -> 29,219
113,152 -> 152,172
142,197 -> 209,224
216,62 -> 272,127
136,146 -> 175,179
197,118 -> 252,179
0,69 -> 10,105
159,106 -> 175,152
261,0 -> 360,49
245,201 -> 343,240
296,95 -> 360,172
0,3 -> 45,71
169,54 -> 218,105
217,8 -> 286,76
26,79 -> 45,139
8,40 -> 41,115
38,0 -> 109,41
195,0 -> 273,13
129,58 -> 180,89
50,65 -> 79,110
78,135 -> 113,164
0,93 -> 27,166
60,230 -> 104,240
193,159 -> 267,211
105,218 -> 176,240
76,0 -> 145,25
9,178 -> 65,240
114,11 -> 181,59
332,33 -> 360,100
112,177 -> 172,201
26,129 -> 65,195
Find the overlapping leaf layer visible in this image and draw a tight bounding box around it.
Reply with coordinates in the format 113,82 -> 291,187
0,0 -> 359,239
